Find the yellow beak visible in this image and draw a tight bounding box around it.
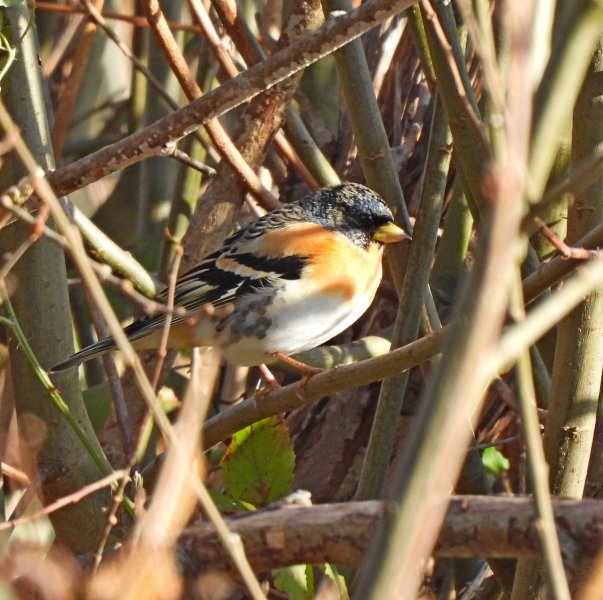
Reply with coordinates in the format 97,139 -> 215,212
372,221 -> 412,244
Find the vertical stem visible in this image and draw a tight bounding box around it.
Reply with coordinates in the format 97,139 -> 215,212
509,275 -> 571,600
353,0 -> 535,596
544,34 -> 603,499
0,4 -> 109,553
355,95 -> 451,500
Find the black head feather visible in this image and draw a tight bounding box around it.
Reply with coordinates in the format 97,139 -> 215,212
296,182 -> 396,248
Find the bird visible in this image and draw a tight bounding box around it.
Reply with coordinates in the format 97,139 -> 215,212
50,183 -> 411,374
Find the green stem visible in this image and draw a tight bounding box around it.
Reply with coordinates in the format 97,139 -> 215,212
407,6 -> 436,87
528,1 -> 603,200
509,274 -> 571,600
283,106 -> 340,187
355,94 -> 451,500
0,297 -> 110,476
72,205 -> 159,297
0,294 -> 135,519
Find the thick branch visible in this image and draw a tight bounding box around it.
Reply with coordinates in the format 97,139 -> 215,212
176,496 -> 603,574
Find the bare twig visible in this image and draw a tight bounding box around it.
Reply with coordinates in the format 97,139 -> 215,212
509,273 -> 571,600
150,244 -> 182,391
166,147 -> 216,176
80,0 -> 185,116
36,2 -> 205,33
0,471 -> 127,532
1,462 -> 31,486
534,217 -> 596,260
187,0 -> 320,189
52,0 -> 105,156
86,298 -> 133,456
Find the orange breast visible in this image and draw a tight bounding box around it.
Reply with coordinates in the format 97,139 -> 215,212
254,223 -> 384,302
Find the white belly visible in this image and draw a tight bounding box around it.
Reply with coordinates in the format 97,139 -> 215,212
221,271 -> 380,366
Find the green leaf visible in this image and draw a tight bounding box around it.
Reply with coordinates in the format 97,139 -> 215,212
482,446 -> 510,475
222,416 -> 295,507
273,564 -> 314,600
0,0 -> 26,6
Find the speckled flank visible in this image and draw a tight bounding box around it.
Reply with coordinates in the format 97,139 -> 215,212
214,291 -> 276,344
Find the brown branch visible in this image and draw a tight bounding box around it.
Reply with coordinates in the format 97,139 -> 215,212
51,0 -> 105,156
166,147 -> 216,176
35,2 -> 205,33
176,496 -> 603,575
80,0 -> 184,115
202,330 -> 443,449
534,216 -> 597,260
209,0 -> 265,66
420,0 -> 489,154
1,461 -> 31,486
523,220 -> 603,302
188,0 -> 319,189
140,0 -> 279,211
37,0 -> 412,202
150,244 -> 182,390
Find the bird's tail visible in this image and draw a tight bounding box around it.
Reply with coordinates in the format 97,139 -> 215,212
48,337 -> 117,372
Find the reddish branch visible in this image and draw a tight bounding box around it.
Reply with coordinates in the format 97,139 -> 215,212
35,2 -> 204,33
534,216 -> 597,260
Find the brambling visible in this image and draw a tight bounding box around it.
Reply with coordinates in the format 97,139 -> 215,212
51,183 -> 410,373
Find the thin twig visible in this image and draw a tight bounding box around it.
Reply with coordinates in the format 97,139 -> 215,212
52,0 -> 105,156
150,244 -> 183,390
35,2 -> 205,33
523,219 -> 603,303
0,206 -> 48,281
80,0 -> 184,118
534,217 -> 596,260
0,471 -> 127,532
186,0 -> 320,189
86,296 -> 134,456
421,0 -> 489,154
0,292 -> 114,478
471,436 -> 519,451
166,147 -> 216,176
509,272 -> 571,600
1,462 -> 30,486
92,469 -> 131,568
